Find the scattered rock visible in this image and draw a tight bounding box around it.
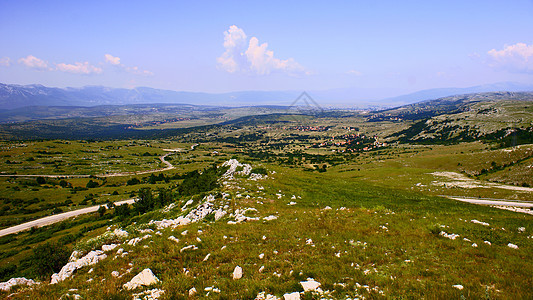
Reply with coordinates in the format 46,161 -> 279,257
471,219 -> 490,226
203,253 -> 211,261
507,243 -> 519,249
259,253 -> 265,259
189,287 -> 197,296
111,271 -> 119,277
300,278 -> 321,292
51,250 -> 108,284
101,244 -> 118,252
168,236 -> 179,243
233,266 -> 243,280
263,215 -> 278,221
113,228 -> 129,238
123,268 -> 160,290
283,292 -> 300,300
0,277 -> 38,291
452,284 -> 464,290
439,231 -> 460,240
132,288 -> 165,300
180,245 -> 198,252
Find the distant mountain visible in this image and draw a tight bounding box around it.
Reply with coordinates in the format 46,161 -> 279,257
1,82 -> 533,110
0,83 -> 300,110
380,82 -> 533,106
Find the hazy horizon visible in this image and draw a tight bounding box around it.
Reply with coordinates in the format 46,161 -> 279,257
1,1 -> 532,98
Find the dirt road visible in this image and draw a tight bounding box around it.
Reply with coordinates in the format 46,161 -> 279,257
0,198 -> 136,237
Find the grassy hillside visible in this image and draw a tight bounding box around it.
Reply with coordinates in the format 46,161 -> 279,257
4,161 -> 531,299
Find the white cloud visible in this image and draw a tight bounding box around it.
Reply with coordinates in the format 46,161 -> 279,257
245,37 -> 304,75
487,42 -> 533,73
346,70 -> 362,76
217,25 -> 247,73
104,54 -> 121,65
104,53 -> 153,76
125,66 -> 154,76
56,62 -> 103,74
0,57 -> 11,67
217,25 -> 305,75
18,55 -> 49,70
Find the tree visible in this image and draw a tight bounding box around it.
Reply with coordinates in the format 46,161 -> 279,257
59,180 -> 69,188
134,187 -> 154,214
36,177 -> 46,185
86,180 -> 99,189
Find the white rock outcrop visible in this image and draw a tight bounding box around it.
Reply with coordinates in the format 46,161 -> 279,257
51,250 -> 108,284
0,277 -> 38,291
123,268 -> 160,290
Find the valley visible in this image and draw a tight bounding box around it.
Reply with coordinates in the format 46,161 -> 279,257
0,92 -> 531,299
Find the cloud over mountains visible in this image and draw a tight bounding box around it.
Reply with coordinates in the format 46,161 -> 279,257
217,25 -> 305,76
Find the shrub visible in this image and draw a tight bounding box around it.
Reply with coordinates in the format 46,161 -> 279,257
30,242 -> 70,278
251,167 -> 268,175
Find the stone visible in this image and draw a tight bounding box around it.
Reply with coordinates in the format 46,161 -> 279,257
189,287 -> 197,296
132,288 -> 165,300
300,278 -> 321,292
283,292 -> 300,300
123,268 -> 160,290
452,284 -> 464,290
0,277 -> 38,291
51,250 -> 107,284
263,215 -> 278,221
507,243 -> 519,249
233,266 -> 243,280
102,244 -> 118,252
168,236 -> 179,243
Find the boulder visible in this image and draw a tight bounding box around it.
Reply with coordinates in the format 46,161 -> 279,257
283,292 -> 300,300
233,266 -> 243,280
123,268 -> 160,290
0,277 -> 38,291
300,278 -> 321,292
51,250 -> 107,284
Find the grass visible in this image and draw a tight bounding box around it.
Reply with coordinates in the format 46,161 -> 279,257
5,161 -> 531,299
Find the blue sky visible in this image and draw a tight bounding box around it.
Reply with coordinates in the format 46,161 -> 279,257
0,0 -> 532,94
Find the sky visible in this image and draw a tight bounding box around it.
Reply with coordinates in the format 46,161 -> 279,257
0,0 -> 532,95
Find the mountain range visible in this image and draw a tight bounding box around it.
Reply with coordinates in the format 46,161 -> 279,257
1,82 -> 532,110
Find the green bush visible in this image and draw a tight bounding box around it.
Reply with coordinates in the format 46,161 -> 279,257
30,242 -> 70,279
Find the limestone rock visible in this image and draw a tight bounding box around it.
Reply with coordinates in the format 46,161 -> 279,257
0,277 -> 38,291
233,266 -> 243,280
123,268 -> 160,290
51,250 -> 107,284
283,292 -> 300,300
300,278 -> 321,292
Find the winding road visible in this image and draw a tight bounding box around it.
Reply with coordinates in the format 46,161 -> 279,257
0,148 -> 187,237
0,148 -> 182,178
0,198 -> 136,237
